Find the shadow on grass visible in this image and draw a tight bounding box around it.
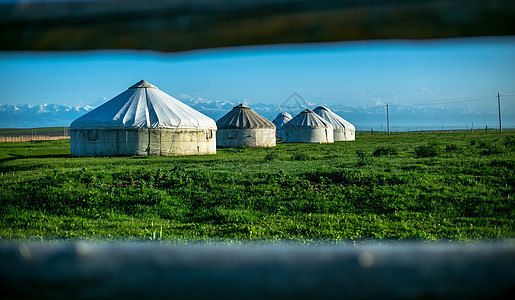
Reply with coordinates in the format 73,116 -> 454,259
0,153 -> 72,165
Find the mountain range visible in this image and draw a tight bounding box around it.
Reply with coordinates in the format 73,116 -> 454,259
0,97 -> 511,131
0,104 -> 95,128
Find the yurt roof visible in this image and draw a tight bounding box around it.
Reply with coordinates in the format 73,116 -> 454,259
272,112 -> 292,127
283,109 -> 333,129
313,106 -> 356,131
275,112 -> 292,119
70,80 -> 216,130
216,104 -> 275,129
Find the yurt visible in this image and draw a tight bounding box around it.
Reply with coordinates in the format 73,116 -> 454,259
314,106 -> 356,141
216,104 -> 276,148
282,109 -> 334,143
272,112 -> 292,139
70,80 -> 217,156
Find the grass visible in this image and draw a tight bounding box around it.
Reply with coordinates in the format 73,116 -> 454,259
0,130 -> 513,243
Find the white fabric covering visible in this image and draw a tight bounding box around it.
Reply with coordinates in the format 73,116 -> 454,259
272,112 -> 292,129
282,109 -> 334,143
71,80 -> 216,130
313,106 -> 355,141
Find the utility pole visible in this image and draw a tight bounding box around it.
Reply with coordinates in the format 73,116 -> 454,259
498,93 -> 502,133
386,103 -> 390,135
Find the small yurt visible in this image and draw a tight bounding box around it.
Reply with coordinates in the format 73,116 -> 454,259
314,106 -> 356,141
70,80 -> 217,156
216,104 -> 276,148
272,112 -> 292,139
282,109 -> 334,143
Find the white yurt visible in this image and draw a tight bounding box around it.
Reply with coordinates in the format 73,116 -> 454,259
70,80 -> 217,156
314,106 -> 356,141
282,109 -> 334,144
272,112 -> 292,139
216,104 -> 276,148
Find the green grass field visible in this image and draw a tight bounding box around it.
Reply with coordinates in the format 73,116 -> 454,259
0,130 -> 513,243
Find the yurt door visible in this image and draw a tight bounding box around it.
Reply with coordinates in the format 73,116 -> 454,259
147,129 -> 161,156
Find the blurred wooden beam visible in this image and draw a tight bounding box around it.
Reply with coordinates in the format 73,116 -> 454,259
1,242 -> 514,300
0,0 -> 514,52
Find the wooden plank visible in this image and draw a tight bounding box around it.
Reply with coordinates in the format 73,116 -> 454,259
1,242 -> 514,300
1,0 -> 514,52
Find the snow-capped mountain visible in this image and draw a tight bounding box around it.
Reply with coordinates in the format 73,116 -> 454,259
0,97 -> 511,131
0,104 -> 95,128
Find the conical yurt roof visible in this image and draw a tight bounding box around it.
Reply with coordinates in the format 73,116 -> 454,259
216,104 -> 275,129
272,112 -> 292,128
283,109 -> 333,129
70,80 -> 216,130
313,106 -> 355,131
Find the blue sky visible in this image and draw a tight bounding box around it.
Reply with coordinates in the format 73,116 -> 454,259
1,37 -> 514,111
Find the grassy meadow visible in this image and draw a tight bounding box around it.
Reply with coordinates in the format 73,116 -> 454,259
0,130 -> 513,243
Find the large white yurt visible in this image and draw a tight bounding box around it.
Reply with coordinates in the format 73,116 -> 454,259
313,106 -> 356,141
70,80 -> 217,156
216,104 -> 276,148
282,109 -> 334,143
272,112 -> 292,139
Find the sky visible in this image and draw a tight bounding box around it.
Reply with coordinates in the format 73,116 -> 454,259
1,37 -> 515,108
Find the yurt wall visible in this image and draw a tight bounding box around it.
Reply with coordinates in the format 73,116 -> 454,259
71,128 -> 216,157
282,127 -> 333,144
216,128 -> 275,148
336,128 -> 355,141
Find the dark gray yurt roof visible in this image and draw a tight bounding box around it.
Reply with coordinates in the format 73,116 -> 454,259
216,104 -> 275,129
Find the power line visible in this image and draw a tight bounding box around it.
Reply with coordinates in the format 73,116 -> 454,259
382,92 -> 509,134
393,94 -> 496,107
